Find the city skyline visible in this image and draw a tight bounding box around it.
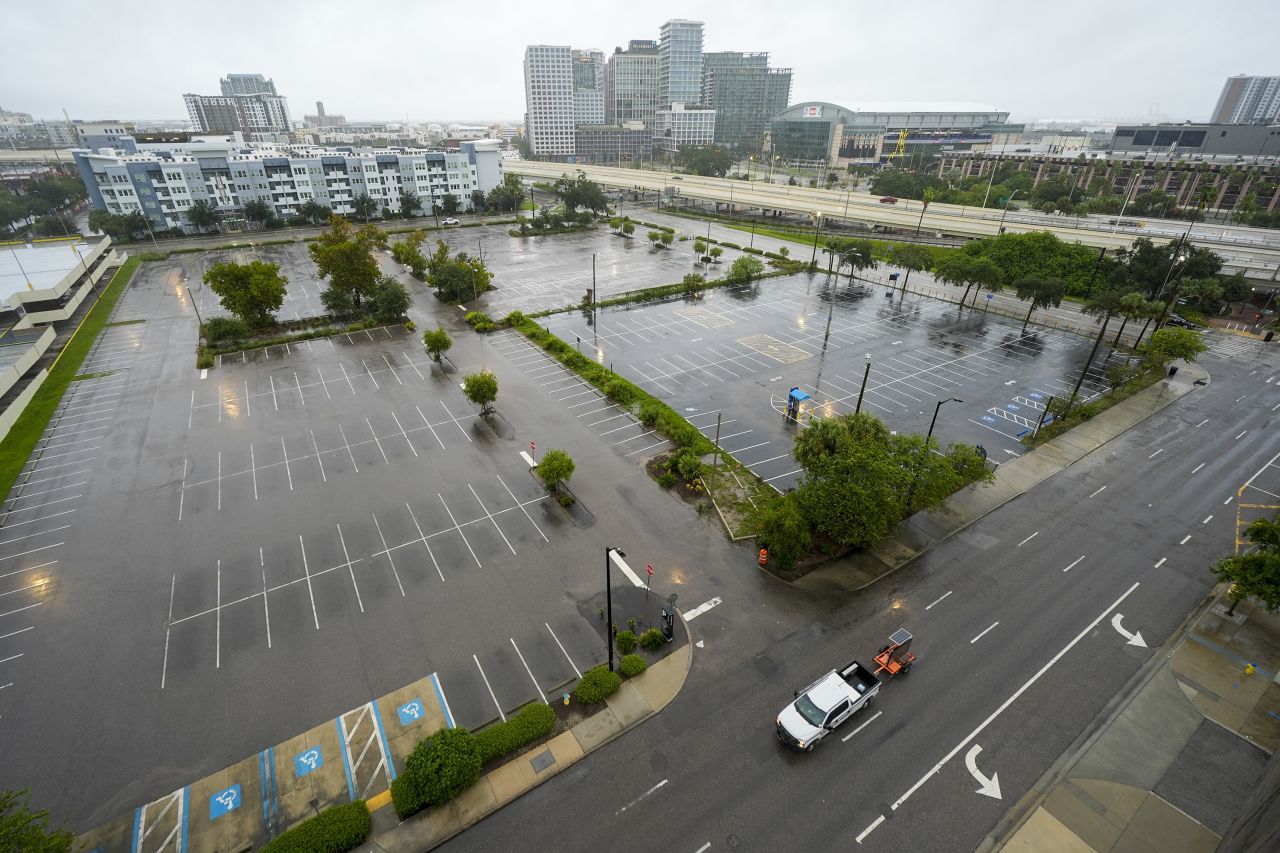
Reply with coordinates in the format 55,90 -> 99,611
6,0 -> 1278,125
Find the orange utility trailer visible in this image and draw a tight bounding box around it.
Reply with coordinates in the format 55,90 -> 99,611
873,628 -> 916,677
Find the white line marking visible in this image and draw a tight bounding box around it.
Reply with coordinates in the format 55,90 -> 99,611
1203,515 -> 1213,524
546,622 -> 581,677
299,535 -> 319,629
371,513 -> 406,597
1148,448 -> 1164,459
469,484 -> 516,555
161,574 -> 174,688
970,622 -> 999,644
684,596 -> 722,620
281,436 -> 293,491
215,560 -> 221,668
510,638 -> 548,703
406,502 -> 446,582
1089,486 -> 1107,498
1063,556 -> 1085,573
1180,535 -> 1191,545
856,815 -> 886,844
1191,462 -> 1205,474
261,548 -> 271,649
842,710 -> 883,742
925,591 -> 952,610
610,550 -> 646,588
311,430 -> 326,482
520,450 -> 536,467
439,493 -> 481,567
1236,430 -> 1247,440
694,844 -> 711,853
336,523 -> 364,612
0,626 -> 33,640
889,581 -> 1141,813
1017,531 -> 1038,547
0,602 -> 41,619
1155,557 -> 1167,568
474,654 -> 506,721
250,443 -> 258,500
270,374 -> 279,410
1224,496 -> 1233,505
497,474 -> 548,542
245,380 -> 251,418
216,451 -> 221,511
367,417 -> 389,465
0,653 -> 24,665
615,779 -> 668,815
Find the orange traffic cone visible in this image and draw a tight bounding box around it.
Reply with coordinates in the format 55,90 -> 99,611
759,549 -> 768,565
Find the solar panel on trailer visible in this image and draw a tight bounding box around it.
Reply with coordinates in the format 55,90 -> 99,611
889,628 -> 913,646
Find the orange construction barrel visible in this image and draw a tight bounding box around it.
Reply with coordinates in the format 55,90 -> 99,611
759,549 -> 768,565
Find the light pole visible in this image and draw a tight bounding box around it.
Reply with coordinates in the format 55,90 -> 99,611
809,210 -> 822,267
927,397 -> 962,443
855,356 -> 872,414
997,190 -> 1020,234
605,546 -> 626,672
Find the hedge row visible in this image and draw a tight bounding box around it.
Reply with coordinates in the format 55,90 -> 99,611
574,666 -> 622,704
512,319 -> 714,454
475,702 -> 557,764
619,654 -> 647,678
197,316 -> 392,368
390,727 -> 482,820
260,801 -> 370,853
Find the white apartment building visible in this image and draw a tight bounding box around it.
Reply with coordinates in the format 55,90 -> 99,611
659,19 -> 704,107
653,103 -> 715,153
524,45 -> 575,157
183,93 -> 292,141
73,135 -> 504,232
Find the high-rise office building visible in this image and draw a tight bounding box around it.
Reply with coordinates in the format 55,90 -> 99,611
1211,75 -> 1280,125
606,40 -> 661,127
220,73 -> 278,96
183,92 -> 292,141
659,19 -> 704,107
701,52 -> 792,150
524,45 -> 576,157
572,49 -> 606,126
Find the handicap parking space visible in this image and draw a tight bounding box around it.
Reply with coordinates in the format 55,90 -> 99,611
540,274 -> 1115,489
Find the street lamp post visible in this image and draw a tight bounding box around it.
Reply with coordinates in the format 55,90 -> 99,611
908,397 -> 961,510
605,546 -> 626,672
855,357 -> 872,414
809,210 -> 822,267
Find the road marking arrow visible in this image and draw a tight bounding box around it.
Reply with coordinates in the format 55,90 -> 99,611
965,744 -> 1001,799
1111,613 -> 1147,647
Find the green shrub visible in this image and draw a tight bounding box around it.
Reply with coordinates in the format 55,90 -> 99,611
604,377 -> 637,405
464,311 -> 493,327
196,351 -> 215,369
501,310 -> 527,327
639,628 -> 667,651
619,654 -> 648,678
474,320 -> 496,333
574,665 -> 622,704
391,727 -> 482,819
638,400 -> 662,427
260,801 -> 371,853
744,246 -> 764,255
615,630 -> 637,654
658,472 -> 677,489
558,493 -> 576,507
755,495 -> 812,571
720,241 -> 741,249
673,451 -> 703,482
202,316 -> 249,345
474,702 -> 556,764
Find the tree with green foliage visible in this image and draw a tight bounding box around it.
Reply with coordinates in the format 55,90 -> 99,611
309,216 -> 385,315
393,728 -> 482,817
792,412 -> 890,469
462,370 -> 498,416
399,190 -> 422,219
203,260 -> 288,328
693,238 -> 707,259
676,145 -> 734,177
1139,327 -> 1207,372
352,193 -> 378,222
622,220 -> 635,238
727,255 -> 765,284
391,230 -> 428,278
660,231 -> 674,249
609,216 -> 624,233
242,199 -> 273,228
185,198 -> 220,233
755,496 -> 811,571
88,209 -> 148,242
1013,276 -> 1067,333
552,171 -> 609,214
709,246 -> 723,263
934,255 -> 1003,306
647,230 -> 662,246
0,789 -> 72,853
422,326 -> 452,366
1109,291 -> 1155,346
485,174 -> 526,213
1213,517 -> 1280,615
838,239 -> 877,278
537,448 -> 575,492
440,193 -> 461,216
682,273 -> 706,296
887,243 -> 934,291
961,231 -> 1104,298
371,276 -> 411,322
296,199 -> 331,225
424,240 -> 492,302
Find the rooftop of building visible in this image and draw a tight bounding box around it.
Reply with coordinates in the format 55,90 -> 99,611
811,101 -> 1005,114
0,240 -> 99,306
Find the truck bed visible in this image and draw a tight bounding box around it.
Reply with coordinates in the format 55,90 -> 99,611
838,660 -> 880,696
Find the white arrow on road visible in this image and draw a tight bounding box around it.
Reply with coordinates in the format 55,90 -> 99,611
965,744 -> 1002,799
1111,613 -> 1148,647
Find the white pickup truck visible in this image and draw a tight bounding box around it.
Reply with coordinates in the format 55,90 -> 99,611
776,659 -> 880,751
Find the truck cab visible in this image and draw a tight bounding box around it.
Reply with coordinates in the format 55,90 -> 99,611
776,660 -> 879,751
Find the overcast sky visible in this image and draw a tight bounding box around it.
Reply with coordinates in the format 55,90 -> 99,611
5,0 -> 1277,125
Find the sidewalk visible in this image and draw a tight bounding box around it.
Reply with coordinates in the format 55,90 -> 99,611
795,364 -> 1207,592
990,592 -> 1279,853
360,645 -> 691,852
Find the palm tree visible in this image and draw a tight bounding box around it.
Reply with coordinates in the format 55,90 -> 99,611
1111,292 -> 1153,347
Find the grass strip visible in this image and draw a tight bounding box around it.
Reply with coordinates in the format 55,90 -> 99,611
105,319 -> 146,327
0,257 -> 139,501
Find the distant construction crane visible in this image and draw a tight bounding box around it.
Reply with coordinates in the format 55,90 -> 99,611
889,129 -> 909,163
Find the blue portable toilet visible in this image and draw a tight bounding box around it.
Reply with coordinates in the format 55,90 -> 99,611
786,387 -> 811,421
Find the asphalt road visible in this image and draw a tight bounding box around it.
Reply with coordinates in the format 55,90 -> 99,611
437,345 -> 1277,853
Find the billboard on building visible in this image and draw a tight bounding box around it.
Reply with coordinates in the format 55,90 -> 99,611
802,106 -> 823,118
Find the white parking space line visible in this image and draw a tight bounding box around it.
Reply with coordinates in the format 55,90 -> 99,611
371,513 -> 406,597
925,591 -> 952,610
1155,557 -> 1168,568
1063,556 -> 1086,573
970,622 -> 999,644
684,596 -> 722,620
336,523 -> 365,613
1203,515 -> 1213,524
415,406 -> 447,450
0,559 -> 57,582
405,502 -> 446,582
299,535 -> 320,629
338,423 -> 359,473
1191,463 -> 1205,474
439,493 -> 481,568
843,710 -> 883,742
610,550 -> 645,587
469,484 -> 516,555
366,418 -> 390,464
546,622 -> 581,677
474,655 -> 506,721
1017,531 -> 1039,547
161,574 -> 175,688
496,474 -> 548,542
510,638 -> 548,703
1180,535 -> 1191,545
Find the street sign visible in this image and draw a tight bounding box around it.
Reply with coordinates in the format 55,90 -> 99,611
293,748 -> 323,778
646,564 -> 654,577
986,293 -> 993,301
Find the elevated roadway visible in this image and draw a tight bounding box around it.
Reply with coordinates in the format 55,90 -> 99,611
510,161 -> 1280,282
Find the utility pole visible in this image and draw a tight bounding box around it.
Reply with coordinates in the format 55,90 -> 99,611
855,359 -> 871,414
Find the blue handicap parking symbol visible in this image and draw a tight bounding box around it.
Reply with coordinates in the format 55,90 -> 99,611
294,747 -> 323,778
1006,404 -> 1022,411
397,699 -> 425,726
1028,392 -> 1044,399
982,416 -> 996,423
209,784 -> 241,820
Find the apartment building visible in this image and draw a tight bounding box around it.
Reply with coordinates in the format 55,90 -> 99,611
605,40 -> 661,127
524,45 -> 576,157
658,19 -> 704,107
572,49 -> 606,126
701,52 -> 791,150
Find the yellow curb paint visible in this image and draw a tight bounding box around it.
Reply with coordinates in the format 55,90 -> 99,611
367,789 -> 394,811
